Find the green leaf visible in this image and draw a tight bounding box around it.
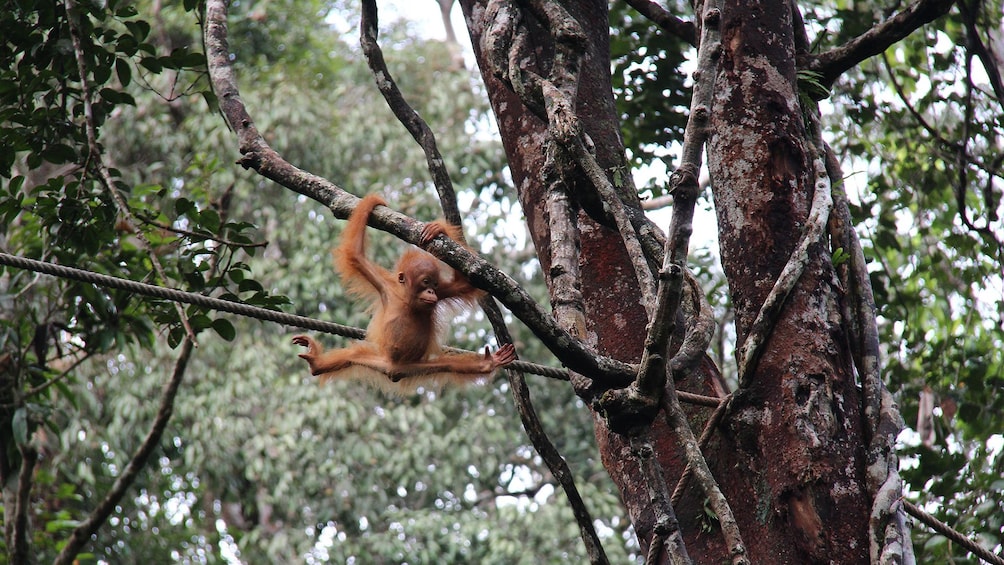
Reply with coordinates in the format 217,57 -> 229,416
174,197 -> 195,216
238,279 -> 264,293
115,57 -> 132,86
139,56 -> 162,73
832,247 -> 850,266
212,318 -> 236,341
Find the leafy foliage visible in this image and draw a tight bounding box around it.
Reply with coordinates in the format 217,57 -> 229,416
608,1 -> 691,195
2,0 -> 1002,562
823,10 -> 1004,561
1,1 -> 632,562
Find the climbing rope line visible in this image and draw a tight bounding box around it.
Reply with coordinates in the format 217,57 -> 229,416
0,252 -> 364,338
902,500 -> 1004,565
0,251 -> 730,407
0,251 -> 566,380
4,252 -> 1000,561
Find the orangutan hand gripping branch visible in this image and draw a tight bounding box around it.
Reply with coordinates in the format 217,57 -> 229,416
292,194 -> 517,392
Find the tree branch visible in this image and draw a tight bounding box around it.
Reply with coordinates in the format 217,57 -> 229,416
543,82 -> 659,318
628,1 -> 747,560
359,0 -> 463,224
880,52 -> 962,151
670,392 -> 732,505
54,338 -> 195,565
735,157 -> 832,385
804,0 -> 955,87
825,149 -> 913,563
482,0 -> 668,272
903,500 -> 1004,565
202,0 -> 636,384
957,0 -> 1004,110
492,1 -> 659,320
541,156 -> 612,563
623,0 -> 697,46
10,443 -> 37,565
631,431 -> 692,565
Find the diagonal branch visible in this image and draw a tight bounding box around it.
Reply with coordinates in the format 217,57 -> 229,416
623,0 -> 697,46
957,0 -> 1004,109
632,430 -> 692,565
202,0 -> 635,383
880,52 -> 962,151
804,0 -> 955,87
359,0 -> 462,224
54,338 -> 195,565
903,500 -> 1004,565
735,156 -> 832,384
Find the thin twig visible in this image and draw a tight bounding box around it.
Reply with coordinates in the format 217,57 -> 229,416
880,53 -> 961,151
23,352 -> 91,398
64,0 -> 197,346
133,214 -> 269,249
54,338 -> 195,564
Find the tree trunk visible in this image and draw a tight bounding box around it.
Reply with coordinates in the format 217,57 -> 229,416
461,0 -> 873,562
702,0 -> 871,560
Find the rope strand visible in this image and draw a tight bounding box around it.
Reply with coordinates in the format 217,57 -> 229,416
7,258 -> 999,561
0,251 -> 728,402
903,500 -> 1004,565
0,252 -> 566,379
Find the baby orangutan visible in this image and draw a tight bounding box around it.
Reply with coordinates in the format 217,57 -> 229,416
292,194 -> 516,393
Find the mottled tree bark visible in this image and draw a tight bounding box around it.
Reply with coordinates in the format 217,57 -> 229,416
460,0 -> 872,562
704,0 -> 871,561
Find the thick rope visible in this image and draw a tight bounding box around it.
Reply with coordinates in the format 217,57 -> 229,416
0,252 -> 730,407
0,252 -> 364,338
903,500 -> 1004,565
0,252 -> 567,379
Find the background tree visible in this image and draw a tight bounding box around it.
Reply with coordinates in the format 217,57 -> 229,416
1,0 -> 1002,564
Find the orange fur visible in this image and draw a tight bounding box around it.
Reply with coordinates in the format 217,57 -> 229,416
293,194 -> 515,393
